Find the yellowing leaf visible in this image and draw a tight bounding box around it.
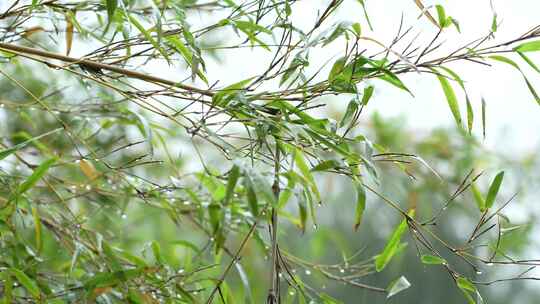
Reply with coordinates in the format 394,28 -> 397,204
65,13 -> 74,56
79,159 -> 98,180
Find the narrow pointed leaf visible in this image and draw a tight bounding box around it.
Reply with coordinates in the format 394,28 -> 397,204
485,171 -> 504,209
421,254 -> 447,265
386,276 -> 411,298
435,70 -> 462,128
514,40 -> 540,52
10,268 -> 41,299
353,181 -> 366,231
375,210 -> 414,272
224,165 -> 240,205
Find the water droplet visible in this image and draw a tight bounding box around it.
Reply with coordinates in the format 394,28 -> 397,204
305,269 -> 311,275
476,271 -> 482,275
178,268 -> 185,274
85,185 -> 91,190
486,263 -> 494,266
209,237 -> 215,242
75,159 -> 80,163
121,213 -> 127,219
278,273 -> 283,278
107,179 -> 113,184
183,201 -> 191,205
292,269 -> 296,273
289,290 -> 295,296
339,268 -> 345,273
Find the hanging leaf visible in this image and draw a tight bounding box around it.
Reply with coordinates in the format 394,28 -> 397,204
31,207 -> 43,254
105,0 -> 118,22
466,97 -> 474,135
485,171 -> 504,209
353,181 -> 366,231
361,85 -> 375,105
386,276 -> 411,298
79,159 -> 98,180
224,165 -> 240,205
481,97 -> 487,139
10,268 -> 41,299
420,254 -> 447,265
471,183 -> 486,211
65,12 -> 74,56
243,175 -> 259,216
17,157 -> 57,196
339,98 -> 359,128
489,55 -> 540,105
375,210 -> 414,272
517,52 -> 540,73
294,148 -> 321,203
434,69 -> 463,128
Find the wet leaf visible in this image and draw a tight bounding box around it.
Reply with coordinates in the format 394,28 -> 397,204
386,276 -> 411,298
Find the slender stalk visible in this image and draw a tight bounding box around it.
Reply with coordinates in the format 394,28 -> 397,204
268,140 -> 281,304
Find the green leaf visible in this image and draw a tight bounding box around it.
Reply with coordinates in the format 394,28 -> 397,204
356,0 -> 373,30
434,70 -> 462,128
0,128 -> 62,161
457,276 -> 476,292
361,85 -> 375,105
10,268 -> 41,299
212,78 -> 253,106
466,96 -> 474,135
224,165 -> 240,205
196,172 -> 226,201
311,160 -> 341,172
514,40 -> 540,52
208,203 -> 222,233
339,98 -> 359,128
489,55 -> 540,105
481,97 -> 487,139
105,0 -> 118,22
386,276 -> 411,298
127,14 -> 170,63
151,241 -> 162,264
294,148 -> 321,202
353,181 -> 366,231
378,71 -> 412,95
517,52 -> 540,73
471,183 -> 486,211
457,277 -> 478,304
297,193 -> 307,233
328,57 -> 347,83
31,207 -> 43,254
243,175 -> 259,216
485,171 -> 504,209
435,5 -> 448,28
375,210 -> 414,272
420,254 -> 447,265
84,267 -> 153,290
17,157 -> 57,196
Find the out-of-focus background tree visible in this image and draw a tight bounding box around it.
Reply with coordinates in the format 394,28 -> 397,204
1,1 -> 540,303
